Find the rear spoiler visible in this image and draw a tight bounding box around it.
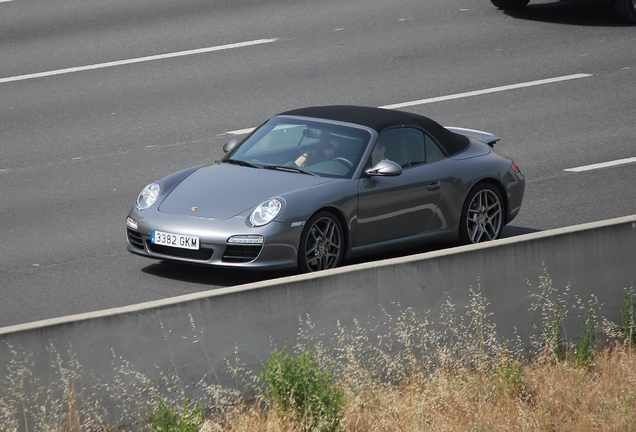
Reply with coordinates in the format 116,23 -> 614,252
445,126 -> 501,147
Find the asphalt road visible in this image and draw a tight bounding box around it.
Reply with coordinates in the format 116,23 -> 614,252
1,0 -> 634,327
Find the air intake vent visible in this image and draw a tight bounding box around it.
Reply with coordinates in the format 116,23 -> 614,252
127,229 -> 144,250
222,245 -> 262,263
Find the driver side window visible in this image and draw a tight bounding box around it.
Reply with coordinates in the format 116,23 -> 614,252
371,127 -> 446,169
373,128 -> 425,169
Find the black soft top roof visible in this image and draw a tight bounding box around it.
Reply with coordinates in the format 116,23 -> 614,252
279,105 -> 469,156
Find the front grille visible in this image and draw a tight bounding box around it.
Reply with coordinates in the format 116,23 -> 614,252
127,229 -> 144,250
148,243 -> 214,261
222,245 -> 262,263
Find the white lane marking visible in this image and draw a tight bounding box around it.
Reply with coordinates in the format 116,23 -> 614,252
564,157 -> 636,172
222,73 -> 593,136
227,128 -> 256,135
379,73 -> 593,109
0,39 -> 278,84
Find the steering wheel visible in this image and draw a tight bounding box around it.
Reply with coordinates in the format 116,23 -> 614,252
331,157 -> 353,169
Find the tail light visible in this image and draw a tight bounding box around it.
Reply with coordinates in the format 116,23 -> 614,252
511,160 -> 521,173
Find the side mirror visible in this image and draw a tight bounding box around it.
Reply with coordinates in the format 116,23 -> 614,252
365,159 -> 402,177
223,138 -> 240,153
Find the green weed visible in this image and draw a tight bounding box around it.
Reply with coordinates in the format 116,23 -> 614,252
575,308 -> 597,368
148,396 -> 205,432
621,288 -> 636,348
492,345 -> 524,392
258,344 -> 345,432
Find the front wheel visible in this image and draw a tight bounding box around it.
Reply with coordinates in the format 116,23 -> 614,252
613,0 -> 636,23
299,211 -> 344,273
460,184 -> 504,245
490,0 -> 530,10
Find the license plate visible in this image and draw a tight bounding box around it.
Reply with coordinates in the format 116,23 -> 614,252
151,230 -> 199,250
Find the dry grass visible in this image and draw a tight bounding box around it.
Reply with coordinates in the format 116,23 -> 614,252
2,280 -> 635,431
204,346 -> 636,432
201,281 -> 636,432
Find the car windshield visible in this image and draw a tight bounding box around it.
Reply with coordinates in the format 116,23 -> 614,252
224,117 -> 372,179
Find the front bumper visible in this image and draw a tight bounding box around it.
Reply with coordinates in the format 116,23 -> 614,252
125,208 -> 302,270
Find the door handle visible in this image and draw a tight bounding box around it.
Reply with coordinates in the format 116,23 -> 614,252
427,180 -> 441,191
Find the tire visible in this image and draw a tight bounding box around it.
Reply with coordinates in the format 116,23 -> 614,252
299,211 -> 345,273
459,184 -> 504,245
490,0 -> 531,10
613,0 -> 636,23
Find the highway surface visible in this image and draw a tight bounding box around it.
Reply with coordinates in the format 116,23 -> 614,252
1,0 -> 634,327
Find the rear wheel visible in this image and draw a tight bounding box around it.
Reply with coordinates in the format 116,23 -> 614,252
299,211 -> 344,273
613,0 -> 636,23
490,0 -> 530,10
460,184 -> 504,245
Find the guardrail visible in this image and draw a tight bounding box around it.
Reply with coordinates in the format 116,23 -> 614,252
2,215 -> 635,426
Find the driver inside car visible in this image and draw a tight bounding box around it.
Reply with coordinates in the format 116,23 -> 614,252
295,136 -> 341,167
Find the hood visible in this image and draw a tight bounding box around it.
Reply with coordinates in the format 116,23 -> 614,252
158,162 -> 333,219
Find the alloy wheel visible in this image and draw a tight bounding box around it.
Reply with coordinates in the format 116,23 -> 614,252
302,214 -> 343,272
465,188 -> 503,243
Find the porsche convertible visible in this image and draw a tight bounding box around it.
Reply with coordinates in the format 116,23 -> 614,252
126,105 -> 525,272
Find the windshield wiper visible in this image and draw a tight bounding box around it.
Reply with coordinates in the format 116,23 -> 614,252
223,159 -> 259,169
263,165 -> 317,176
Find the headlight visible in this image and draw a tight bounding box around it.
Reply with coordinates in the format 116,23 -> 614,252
250,198 -> 283,226
136,183 -> 161,210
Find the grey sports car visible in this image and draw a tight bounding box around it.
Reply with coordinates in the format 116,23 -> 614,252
126,106 -> 525,272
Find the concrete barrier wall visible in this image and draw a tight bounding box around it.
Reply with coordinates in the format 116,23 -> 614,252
2,215 -> 636,423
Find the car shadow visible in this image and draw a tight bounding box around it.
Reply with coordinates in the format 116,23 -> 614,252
141,261 -> 295,287
501,1 -> 629,27
140,225 -> 540,286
